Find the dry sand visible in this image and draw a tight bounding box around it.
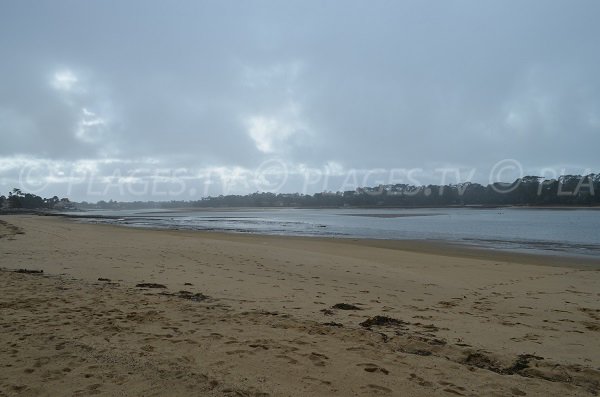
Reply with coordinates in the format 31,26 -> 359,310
0,215 -> 599,396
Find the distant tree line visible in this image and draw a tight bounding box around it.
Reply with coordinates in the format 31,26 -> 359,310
0,188 -> 73,210
75,174 -> 599,210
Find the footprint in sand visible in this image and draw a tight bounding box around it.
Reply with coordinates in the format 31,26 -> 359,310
357,363 -> 389,375
438,381 -> 468,395
225,349 -> 253,356
308,352 -> 329,367
276,354 -> 299,365
302,376 -> 332,386
361,384 -> 392,394
408,373 -> 432,387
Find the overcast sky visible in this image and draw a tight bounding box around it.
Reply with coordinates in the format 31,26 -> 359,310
1,1 -> 599,200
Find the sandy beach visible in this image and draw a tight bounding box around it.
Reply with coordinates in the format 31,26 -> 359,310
1,215 -> 599,396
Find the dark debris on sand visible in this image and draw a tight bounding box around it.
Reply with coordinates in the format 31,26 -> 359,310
136,283 -> 167,289
401,347 -> 432,356
360,315 -> 408,328
159,290 -> 210,302
332,303 -> 362,310
463,352 -> 544,375
177,290 -> 210,302
505,354 -> 545,375
463,352 -> 503,373
14,269 -> 43,274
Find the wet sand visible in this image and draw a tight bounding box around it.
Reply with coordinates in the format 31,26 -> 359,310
1,215 -> 599,396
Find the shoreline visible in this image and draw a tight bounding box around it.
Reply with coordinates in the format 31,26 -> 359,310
1,215 -> 599,396
136,227 -> 600,269
43,207 -> 600,268
58,212 -> 600,268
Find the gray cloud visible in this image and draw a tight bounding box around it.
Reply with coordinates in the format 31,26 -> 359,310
1,0 -> 599,200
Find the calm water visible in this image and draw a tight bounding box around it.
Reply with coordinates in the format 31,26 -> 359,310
63,207 -> 600,258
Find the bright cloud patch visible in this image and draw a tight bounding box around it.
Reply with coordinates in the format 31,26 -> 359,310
51,70 -> 78,92
246,116 -> 293,153
245,102 -> 311,154
75,108 -> 106,143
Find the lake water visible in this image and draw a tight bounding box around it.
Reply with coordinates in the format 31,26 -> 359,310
63,207 -> 600,258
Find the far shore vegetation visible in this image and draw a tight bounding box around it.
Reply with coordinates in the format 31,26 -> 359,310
1,174 -> 598,212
